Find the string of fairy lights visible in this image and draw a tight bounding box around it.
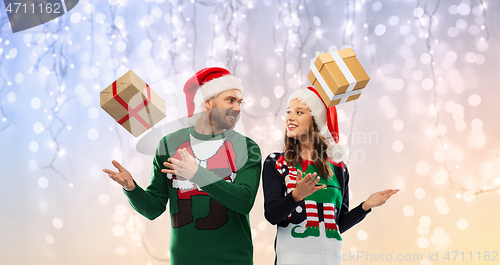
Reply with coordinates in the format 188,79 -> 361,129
243,0 -> 315,119
210,0 -> 243,73
0,14 -> 13,132
416,0 -> 457,196
162,0 -> 188,75
466,0 -> 499,196
413,0 -> 498,196
22,19 -> 74,184
343,0 -> 356,47
240,0 -> 320,154
363,1 -> 377,66
92,0 -> 128,152
341,0 -> 362,159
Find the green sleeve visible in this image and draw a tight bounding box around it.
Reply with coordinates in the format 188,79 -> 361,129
190,138 -> 262,215
123,138 -> 169,220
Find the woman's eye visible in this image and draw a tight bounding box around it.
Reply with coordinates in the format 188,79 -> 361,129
298,111 -> 303,114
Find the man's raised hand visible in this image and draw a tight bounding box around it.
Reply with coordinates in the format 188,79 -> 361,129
103,160 -> 136,191
161,148 -> 199,180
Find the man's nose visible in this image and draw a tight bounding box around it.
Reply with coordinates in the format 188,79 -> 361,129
233,103 -> 241,112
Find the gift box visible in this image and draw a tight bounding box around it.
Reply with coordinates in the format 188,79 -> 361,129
100,70 -> 166,137
307,48 -> 370,106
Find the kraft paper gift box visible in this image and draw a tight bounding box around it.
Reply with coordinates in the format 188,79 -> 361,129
101,70 -> 166,137
307,47 -> 370,106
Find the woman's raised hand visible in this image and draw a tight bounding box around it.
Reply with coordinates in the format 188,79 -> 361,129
362,189 -> 399,211
291,170 -> 326,202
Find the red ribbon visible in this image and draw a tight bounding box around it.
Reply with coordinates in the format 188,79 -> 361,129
112,81 -> 152,129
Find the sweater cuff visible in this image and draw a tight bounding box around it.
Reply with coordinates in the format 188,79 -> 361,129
356,201 -> 372,214
282,192 -> 302,212
122,180 -> 143,198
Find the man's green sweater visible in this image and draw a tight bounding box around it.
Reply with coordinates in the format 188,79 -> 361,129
124,127 -> 261,265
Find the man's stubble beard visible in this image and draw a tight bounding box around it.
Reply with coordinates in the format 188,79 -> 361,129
210,103 -> 239,131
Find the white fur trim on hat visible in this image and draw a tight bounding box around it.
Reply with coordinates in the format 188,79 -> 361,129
327,144 -> 349,163
193,74 -> 244,108
288,88 -> 349,162
288,88 -> 327,128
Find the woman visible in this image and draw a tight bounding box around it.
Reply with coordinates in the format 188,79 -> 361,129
262,87 -> 398,265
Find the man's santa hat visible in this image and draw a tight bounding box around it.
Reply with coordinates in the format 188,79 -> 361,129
288,87 -> 349,162
183,67 -> 243,117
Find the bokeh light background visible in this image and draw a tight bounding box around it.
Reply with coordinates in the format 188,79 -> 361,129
1,0 -> 499,264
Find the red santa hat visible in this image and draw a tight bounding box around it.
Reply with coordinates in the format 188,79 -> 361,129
183,67 -> 244,117
288,86 -> 349,162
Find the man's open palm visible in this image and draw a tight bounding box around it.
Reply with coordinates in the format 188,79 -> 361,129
103,160 -> 136,191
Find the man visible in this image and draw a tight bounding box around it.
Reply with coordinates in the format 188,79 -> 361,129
103,67 -> 262,265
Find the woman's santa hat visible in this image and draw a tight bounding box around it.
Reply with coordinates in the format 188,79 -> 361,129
288,87 -> 349,162
183,67 -> 243,117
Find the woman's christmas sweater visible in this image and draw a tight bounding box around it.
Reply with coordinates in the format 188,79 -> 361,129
124,127 -> 261,265
263,152 -> 371,265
